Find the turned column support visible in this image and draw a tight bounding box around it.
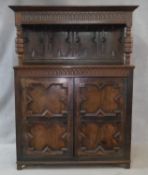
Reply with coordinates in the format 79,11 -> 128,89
16,25 -> 24,65
124,26 -> 133,65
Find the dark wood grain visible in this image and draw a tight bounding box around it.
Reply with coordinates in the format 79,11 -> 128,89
74,78 -> 126,158
11,4 -> 137,169
15,76 -> 74,160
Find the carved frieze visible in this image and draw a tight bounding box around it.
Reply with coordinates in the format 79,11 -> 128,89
17,11 -> 132,25
15,66 -> 131,77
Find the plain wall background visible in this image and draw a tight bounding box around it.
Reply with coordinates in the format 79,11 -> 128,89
0,0 -> 148,150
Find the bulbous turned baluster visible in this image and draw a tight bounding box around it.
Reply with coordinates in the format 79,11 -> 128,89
16,25 -> 24,65
124,26 -> 133,64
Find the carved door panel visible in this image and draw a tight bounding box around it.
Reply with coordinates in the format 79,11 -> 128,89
75,78 -> 127,159
17,77 -> 73,160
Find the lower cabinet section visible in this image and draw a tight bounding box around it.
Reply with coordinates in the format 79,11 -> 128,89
14,66 -> 133,169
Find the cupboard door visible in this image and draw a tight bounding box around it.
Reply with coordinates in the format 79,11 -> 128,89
16,75 -> 73,160
75,78 -> 127,159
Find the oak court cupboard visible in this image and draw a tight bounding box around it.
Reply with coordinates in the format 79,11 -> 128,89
9,4 -> 138,169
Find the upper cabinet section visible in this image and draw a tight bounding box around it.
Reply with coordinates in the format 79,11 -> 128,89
22,24 -> 125,64
10,5 -> 138,65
